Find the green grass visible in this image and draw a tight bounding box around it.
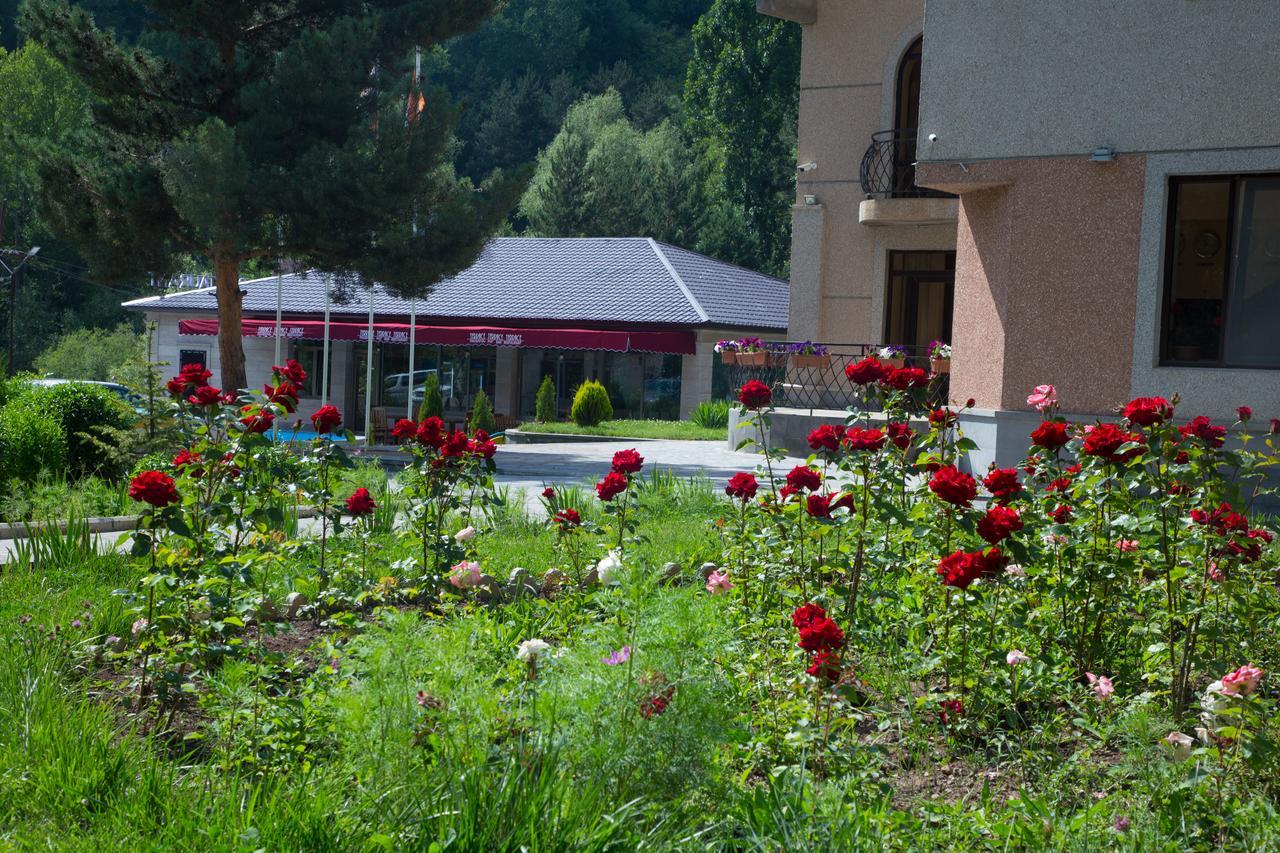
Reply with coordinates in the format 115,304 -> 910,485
517,419 -> 724,441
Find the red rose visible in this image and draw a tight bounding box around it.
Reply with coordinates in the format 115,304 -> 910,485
805,493 -> 832,518
936,547 -> 1005,589
792,603 -> 827,631
441,429 -> 470,458
1179,416 -> 1225,448
612,448 -> 644,474
186,385 -> 223,407
982,467 -> 1021,503
929,465 -> 977,508
886,421 -> 915,450
468,430 -> 497,459
939,697 -> 965,724
977,505 -> 1023,544
881,366 -> 929,391
129,469 -> 180,507
392,418 -> 418,441
178,363 -> 211,387
1082,423 -> 1145,462
639,692 -> 672,718
1271,418 -> 1280,434
345,487 -> 377,516
737,379 -> 772,410
554,508 -> 581,529
725,472 -> 759,501
797,616 -> 844,652
239,407 -> 275,433
832,491 -> 855,512
310,404 -> 342,435
807,424 -> 844,452
1049,504 -> 1073,523
1031,420 -> 1070,449
596,471 -> 628,501
844,357 -> 887,385
1237,406 -> 1253,422
843,427 -> 886,452
173,449 -> 204,479
929,408 -> 957,429
1122,396 -> 1174,427
417,416 -> 445,449
542,487 -> 556,499
1191,503 -> 1248,535
778,484 -> 799,502
806,650 -> 842,682
264,381 -> 299,413
274,358 -> 308,387
785,465 -> 821,492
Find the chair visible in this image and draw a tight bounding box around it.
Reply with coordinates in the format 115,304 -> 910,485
369,406 -> 392,444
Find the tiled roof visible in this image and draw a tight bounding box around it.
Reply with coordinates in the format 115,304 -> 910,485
123,237 -> 788,331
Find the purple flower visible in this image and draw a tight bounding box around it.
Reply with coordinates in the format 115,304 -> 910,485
1114,815 -> 1130,832
602,645 -> 632,666
71,619 -> 82,629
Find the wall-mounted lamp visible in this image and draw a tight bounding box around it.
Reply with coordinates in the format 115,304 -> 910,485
1090,146 -> 1115,163
803,194 -> 818,206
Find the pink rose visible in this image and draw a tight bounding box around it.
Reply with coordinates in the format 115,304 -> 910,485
705,570 -> 733,595
1086,672 -> 1115,700
448,560 -> 484,589
1006,649 -> 1030,667
1026,384 -> 1058,413
1221,664 -> 1264,697
1115,538 -> 1139,553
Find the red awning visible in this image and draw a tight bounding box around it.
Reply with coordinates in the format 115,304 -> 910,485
177,318 -> 695,355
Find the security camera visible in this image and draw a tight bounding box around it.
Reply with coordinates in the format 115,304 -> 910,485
927,133 -> 938,142
796,162 -> 818,173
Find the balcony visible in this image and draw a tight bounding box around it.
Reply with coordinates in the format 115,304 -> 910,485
858,129 -> 957,227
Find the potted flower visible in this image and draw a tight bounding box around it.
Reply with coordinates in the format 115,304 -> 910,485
714,339 -> 739,365
788,341 -> 830,369
877,345 -> 909,369
736,337 -> 767,367
929,340 -> 952,374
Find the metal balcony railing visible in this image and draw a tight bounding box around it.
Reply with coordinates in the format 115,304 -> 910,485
859,129 -> 952,199
721,342 -> 951,411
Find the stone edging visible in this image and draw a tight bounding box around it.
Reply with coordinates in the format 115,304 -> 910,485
504,428 -> 667,444
0,506 -> 319,541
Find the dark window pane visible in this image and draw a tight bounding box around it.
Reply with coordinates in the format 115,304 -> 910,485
1165,179 -> 1229,363
1224,177 -> 1280,367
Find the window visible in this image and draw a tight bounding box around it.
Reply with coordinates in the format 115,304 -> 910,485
288,342 -> 333,397
179,349 -> 208,370
1162,174 -> 1280,367
883,251 -> 955,352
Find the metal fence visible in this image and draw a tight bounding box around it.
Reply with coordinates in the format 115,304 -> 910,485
720,343 -> 951,411
859,129 -> 953,199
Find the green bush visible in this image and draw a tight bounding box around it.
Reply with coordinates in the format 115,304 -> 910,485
569,380 -> 613,427
33,323 -> 145,383
12,383 -> 134,479
0,405 -> 67,482
418,373 -> 443,420
534,376 -> 557,423
690,399 -> 729,430
468,389 -> 496,433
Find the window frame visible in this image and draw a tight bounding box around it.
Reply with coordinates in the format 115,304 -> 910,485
1159,172 -> 1280,370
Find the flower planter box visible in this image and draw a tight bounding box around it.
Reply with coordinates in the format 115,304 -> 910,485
930,357 -> 951,374
791,354 -> 831,370
736,351 -> 767,367
884,357 -> 906,369
720,351 -> 737,365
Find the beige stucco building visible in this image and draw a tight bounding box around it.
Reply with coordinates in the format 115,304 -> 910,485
760,0 -> 1280,466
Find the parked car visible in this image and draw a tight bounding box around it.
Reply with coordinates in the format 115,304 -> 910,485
28,378 -> 143,407
383,369 -> 453,408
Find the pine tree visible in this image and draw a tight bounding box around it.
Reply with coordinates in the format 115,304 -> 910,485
525,129 -> 592,237
20,0 -> 524,392
417,371 -> 443,420
534,374 -> 556,422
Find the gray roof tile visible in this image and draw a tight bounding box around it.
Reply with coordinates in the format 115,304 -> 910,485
123,237 -> 788,331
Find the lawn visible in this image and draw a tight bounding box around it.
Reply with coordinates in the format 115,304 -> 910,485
5,379 -> 1280,850
516,418 -> 724,441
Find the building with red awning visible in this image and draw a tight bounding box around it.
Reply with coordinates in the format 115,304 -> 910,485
122,237 -> 788,432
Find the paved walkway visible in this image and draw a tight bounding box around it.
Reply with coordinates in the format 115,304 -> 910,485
0,440 -> 797,561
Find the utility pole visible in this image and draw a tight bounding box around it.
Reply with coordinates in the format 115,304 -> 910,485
0,210 -> 41,376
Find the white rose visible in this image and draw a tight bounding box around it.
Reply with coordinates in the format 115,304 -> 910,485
1164,731 -> 1194,761
516,638 -> 551,662
595,550 -> 623,586
455,526 -> 476,542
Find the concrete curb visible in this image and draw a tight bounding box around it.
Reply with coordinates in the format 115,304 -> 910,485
505,428 -> 668,444
0,506 -> 320,541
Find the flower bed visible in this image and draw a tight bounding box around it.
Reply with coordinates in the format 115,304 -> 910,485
4,357 -> 1280,847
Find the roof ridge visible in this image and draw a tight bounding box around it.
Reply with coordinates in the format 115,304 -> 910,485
651,239 -> 787,285
647,238 -> 708,324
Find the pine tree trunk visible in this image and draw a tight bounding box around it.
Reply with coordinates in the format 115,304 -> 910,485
214,255 -> 247,392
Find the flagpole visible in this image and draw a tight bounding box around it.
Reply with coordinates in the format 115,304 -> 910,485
407,297 -> 417,421
273,268 -> 283,367
321,274 -> 332,406
364,285 -> 375,446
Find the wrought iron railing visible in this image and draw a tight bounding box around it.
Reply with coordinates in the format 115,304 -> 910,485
720,343 -> 951,411
859,129 -> 952,199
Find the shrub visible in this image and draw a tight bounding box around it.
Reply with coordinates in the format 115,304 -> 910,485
33,323 -> 145,383
0,405 -> 67,482
469,389 -> 496,433
11,382 -> 134,479
690,399 -> 729,430
569,380 -> 613,427
534,376 -> 557,423
418,373 -> 443,420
